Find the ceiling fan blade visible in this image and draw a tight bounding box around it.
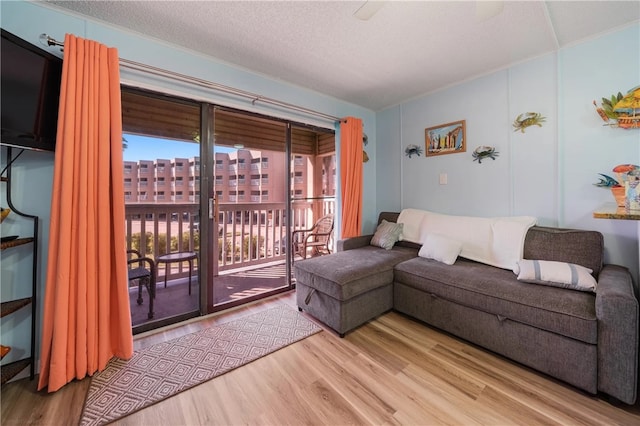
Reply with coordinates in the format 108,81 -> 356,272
354,1 -> 386,21
476,1 -> 504,21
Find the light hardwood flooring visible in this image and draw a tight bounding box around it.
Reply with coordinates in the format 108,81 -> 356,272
2,290 -> 640,425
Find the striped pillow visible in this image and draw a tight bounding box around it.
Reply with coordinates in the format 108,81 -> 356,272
370,220 -> 403,250
514,259 -> 597,293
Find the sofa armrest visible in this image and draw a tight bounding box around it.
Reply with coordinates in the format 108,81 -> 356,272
337,234 -> 373,252
596,264 -> 639,404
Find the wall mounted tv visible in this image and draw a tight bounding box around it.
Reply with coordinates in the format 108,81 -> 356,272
1,28 -> 63,152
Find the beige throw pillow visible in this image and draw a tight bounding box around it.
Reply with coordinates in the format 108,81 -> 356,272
370,220 -> 403,250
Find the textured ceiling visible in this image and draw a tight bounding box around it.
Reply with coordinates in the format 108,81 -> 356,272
45,1 -> 640,111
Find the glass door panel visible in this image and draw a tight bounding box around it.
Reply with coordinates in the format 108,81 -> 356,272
208,107 -> 291,310
121,87 -> 201,333
290,125 -> 336,261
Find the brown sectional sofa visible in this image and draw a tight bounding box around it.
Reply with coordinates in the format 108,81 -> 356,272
294,212 -> 639,404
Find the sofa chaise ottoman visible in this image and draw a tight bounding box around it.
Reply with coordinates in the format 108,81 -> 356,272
294,243 -> 417,337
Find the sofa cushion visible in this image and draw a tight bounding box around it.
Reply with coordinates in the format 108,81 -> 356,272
294,246 -> 417,301
524,226 -> 604,278
393,257 -> 597,344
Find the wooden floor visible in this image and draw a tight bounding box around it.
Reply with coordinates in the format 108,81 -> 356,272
3,291 -> 640,425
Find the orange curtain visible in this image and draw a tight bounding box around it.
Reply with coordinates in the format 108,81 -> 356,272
38,34 -> 132,392
340,117 -> 363,238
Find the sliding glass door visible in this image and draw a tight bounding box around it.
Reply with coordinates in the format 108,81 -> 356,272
122,87 -> 336,330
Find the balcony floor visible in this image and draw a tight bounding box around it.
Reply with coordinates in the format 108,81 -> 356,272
129,261 -> 291,327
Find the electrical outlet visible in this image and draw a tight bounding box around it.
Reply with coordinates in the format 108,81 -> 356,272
439,173 -> 448,185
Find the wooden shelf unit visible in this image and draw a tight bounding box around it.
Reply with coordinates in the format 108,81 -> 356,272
1,146 -> 39,386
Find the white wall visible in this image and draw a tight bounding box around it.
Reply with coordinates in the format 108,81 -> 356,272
376,23 -> 640,287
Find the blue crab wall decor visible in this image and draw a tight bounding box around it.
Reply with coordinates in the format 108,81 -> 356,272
472,146 -> 499,163
405,144 -> 423,158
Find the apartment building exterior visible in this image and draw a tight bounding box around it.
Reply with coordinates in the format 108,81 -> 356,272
123,149 -> 336,204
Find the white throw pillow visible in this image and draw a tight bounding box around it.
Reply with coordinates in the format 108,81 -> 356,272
370,220 -> 403,250
515,259 -> 597,293
418,233 -> 462,265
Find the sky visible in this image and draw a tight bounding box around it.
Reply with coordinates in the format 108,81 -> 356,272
123,133 -> 234,162
122,134 -> 199,162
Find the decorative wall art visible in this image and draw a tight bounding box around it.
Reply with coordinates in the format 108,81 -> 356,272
405,144 -> 423,158
593,86 -> 640,129
593,164 -> 639,207
472,146 -> 499,164
425,120 -> 466,157
512,112 -> 546,133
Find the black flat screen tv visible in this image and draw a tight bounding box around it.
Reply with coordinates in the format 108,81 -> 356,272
1,28 -> 63,152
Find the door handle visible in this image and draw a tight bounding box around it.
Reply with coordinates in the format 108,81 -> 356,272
209,197 -> 214,219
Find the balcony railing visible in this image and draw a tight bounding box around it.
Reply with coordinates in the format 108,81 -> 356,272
125,197 -> 335,280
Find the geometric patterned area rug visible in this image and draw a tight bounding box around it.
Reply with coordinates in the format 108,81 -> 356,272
79,305 -> 322,426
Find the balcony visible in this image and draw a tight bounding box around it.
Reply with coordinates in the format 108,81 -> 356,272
125,198 -> 334,274
125,199 -> 334,327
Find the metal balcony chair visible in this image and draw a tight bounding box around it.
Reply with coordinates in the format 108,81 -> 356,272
127,249 -> 156,319
292,214 -> 334,261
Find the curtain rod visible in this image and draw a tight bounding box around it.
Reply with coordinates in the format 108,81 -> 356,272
40,34 -> 344,123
